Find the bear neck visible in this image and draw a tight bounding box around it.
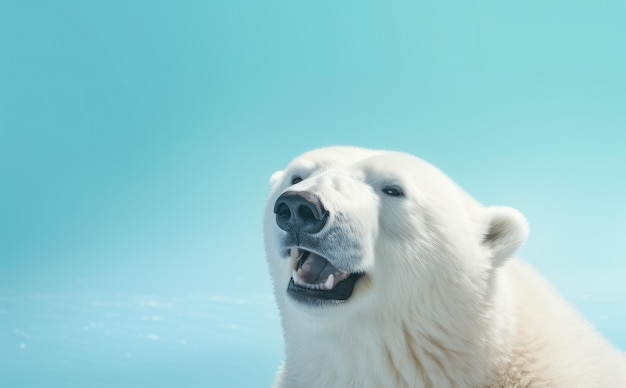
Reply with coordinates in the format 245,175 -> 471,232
280,287 -> 512,387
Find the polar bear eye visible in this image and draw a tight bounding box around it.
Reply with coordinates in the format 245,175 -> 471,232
291,176 -> 303,185
382,186 -> 404,197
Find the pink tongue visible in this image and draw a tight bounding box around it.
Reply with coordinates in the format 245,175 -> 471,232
299,252 -> 338,284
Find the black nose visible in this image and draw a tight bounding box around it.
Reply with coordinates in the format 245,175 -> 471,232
274,191 -> 328,234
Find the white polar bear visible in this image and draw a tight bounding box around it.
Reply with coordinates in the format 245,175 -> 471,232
264,146 -> 626,388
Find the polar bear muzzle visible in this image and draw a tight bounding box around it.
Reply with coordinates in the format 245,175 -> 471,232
273,191 -> 363,305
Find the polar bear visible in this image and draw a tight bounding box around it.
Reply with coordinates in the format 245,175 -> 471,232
264,146 -> 626,387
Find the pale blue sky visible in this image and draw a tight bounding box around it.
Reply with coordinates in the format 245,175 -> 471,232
1,1 -> 625,386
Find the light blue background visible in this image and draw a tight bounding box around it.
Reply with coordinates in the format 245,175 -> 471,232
1,1 -> 625,387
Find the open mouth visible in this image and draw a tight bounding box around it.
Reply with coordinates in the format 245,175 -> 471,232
287,247 -> 362,304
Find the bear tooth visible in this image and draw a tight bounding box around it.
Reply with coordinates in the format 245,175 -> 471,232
293,268 -> 336,291
324,274 -> 334,290
292,270 -> 304,286
290,247 -> 300,260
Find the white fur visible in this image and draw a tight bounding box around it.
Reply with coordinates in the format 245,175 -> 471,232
264,146 -> 626,387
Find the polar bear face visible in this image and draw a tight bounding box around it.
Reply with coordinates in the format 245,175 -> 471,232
264,147 -> 528,321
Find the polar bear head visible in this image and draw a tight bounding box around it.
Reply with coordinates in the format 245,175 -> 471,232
264,146 -> 528,325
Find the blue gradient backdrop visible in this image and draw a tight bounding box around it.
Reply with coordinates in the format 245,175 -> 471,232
1,1 -> 625,387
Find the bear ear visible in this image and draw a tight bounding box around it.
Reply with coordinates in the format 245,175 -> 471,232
483,206 -> 529,267
269,170 -> 285,187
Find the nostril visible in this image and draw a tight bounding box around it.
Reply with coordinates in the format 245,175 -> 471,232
276,203 -> 291,220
